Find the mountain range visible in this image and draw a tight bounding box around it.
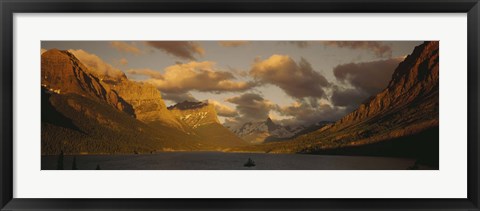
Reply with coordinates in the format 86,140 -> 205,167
229,118 -> 333,144
41,41 -> 439,166
41,49 -> 245,155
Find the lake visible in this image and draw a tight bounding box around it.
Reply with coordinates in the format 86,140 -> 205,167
41,152 -> 432,170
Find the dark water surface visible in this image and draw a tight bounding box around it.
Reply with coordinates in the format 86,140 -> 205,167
41,152 -> 432,170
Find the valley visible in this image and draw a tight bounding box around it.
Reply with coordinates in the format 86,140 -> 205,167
41,41 -> 439,169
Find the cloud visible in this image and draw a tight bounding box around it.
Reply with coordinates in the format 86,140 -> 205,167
68,49 -> 125,80
226,93 -> 276,123
145,41 -> 205,60
250,55 -> 330,99
222,93 -> 346,127
110,41 -> 142,55
218,41 -> 250,47
223,93 -> 346,127
330,86 -> 371,110
127,68 -> 163,79
119,58 -> 128,66
322,41 -> 392,58
276,100 -> 345,126
209,100 -> 239,117
278,41 -> 312,48
286,41 -> 311,48
41,48 -> 47,55
331,58 -> 403,108
333,58 -> 402,94
129,61 -> 255,93
161,92 -> 198,104
227,66 -> 249,78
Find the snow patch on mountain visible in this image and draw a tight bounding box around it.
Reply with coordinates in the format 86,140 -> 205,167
230,118 -> 301,144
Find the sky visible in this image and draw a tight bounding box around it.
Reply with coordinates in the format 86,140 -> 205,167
41,41 -> 423,127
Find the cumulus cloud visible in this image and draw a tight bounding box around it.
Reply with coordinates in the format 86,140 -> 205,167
161,92 -> 198,104
110,41 -> 142,55
322,41 -> 393,58
223,93 -> 347,127
250,55 -> 330,99
226,93 -> 276,123
68,49 -> 125,79
127,68 -> 163,79
129,61 -> 255,94
41,48 -> 47,55
331,58 -> 402,108
218,41 -> 250,47
145,41 -> 205,60
209,100 -> 239,117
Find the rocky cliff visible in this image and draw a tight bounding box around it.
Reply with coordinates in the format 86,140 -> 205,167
105,79 -> 189,132
335,41 -> 439,128
41,49 -> 133,115
168,101 -> 220,128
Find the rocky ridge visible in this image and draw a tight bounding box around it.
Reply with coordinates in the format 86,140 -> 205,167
168,101 -> 246,147
41,49 -> 133,115
168,101 -> 220,129
334,41 -> 439,128
105,79 -> 189,132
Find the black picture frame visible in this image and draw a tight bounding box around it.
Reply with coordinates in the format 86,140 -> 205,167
1,0 -> 479,210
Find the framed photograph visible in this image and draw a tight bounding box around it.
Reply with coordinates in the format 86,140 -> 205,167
1,0 -> 479,210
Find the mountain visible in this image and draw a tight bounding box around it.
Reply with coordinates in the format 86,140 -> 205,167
334,41 -> 439,130
240,41 -> 439,164
41,49 -> 133,115
41,49 -> 202,155
44,49 -> 188,133
168,101 -> 220,128
264,121 -> 333,143
231,118 -> 299,144
102,78 -> 191,133
168,101 -> 246,147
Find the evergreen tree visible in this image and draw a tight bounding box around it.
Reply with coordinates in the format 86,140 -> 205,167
56,150 -> 64,170
72,156 -> 78,170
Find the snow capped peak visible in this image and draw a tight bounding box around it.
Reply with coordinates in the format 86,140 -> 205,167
230,118 -> 296,143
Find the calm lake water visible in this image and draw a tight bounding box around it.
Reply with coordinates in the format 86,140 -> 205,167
41,152 -> 430,170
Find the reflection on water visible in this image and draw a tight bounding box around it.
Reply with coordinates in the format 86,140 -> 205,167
41,152 -> 433,170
